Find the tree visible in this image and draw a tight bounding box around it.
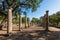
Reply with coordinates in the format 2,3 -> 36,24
49,11 -> 60,27
22,17 -> 29,23
31,18 -> 39,24
56,11 -> 60,25
0,0 -> 43,34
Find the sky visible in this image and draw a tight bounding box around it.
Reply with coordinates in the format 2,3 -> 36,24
26,0 -> 60,20
0,0 -> 60,20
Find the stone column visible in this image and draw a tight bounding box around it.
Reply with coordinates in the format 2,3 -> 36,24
43,14 -> 46,28
19,12 -> 22,31
7,8 -> 12,34
28,18 -> 30,28
25,13 -> 27,28
45,10 -> 49,31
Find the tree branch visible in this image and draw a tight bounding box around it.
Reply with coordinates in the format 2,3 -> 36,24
13,3 -> 31,12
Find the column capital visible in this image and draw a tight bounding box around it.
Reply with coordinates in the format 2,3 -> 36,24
8,7 -> 13,10
46,10 -> 49,13
20,12 -> 22,15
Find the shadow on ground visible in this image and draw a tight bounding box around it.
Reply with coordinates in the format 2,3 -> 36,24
0,30 -> 60,40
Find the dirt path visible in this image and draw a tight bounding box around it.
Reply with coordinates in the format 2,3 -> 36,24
0,26 -> 60,40
49,27 -> 60,31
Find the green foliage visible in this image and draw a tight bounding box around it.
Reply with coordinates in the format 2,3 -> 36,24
22,17 -> 29,23
25,0 -> 43,11
22,17 -> 25,23
0,0 -> 43,24
1,0 -> 43,13
49,11 -> 60,24
0,15 -> 5,23
31,17 -> 41,24
0,0 -> 43,16
13,16 -> 29,23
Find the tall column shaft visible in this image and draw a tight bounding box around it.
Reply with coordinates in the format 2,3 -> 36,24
7,8 -> 12,33
43,15 -> 46,28
45,10 -> 49,31
19,13 -> 22,31
25,15 -> 27,28
28,18 -> 30,28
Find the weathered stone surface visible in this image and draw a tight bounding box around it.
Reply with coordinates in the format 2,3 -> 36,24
7,8 -> 13,34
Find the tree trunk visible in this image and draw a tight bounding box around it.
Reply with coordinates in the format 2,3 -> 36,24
19,12 -> 22,31
7,8 -> 12,34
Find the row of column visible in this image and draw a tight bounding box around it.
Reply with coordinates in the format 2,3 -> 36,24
7,8 -> 49,34
7,8 -> 30,34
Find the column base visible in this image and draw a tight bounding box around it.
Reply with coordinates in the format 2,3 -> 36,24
7,33 -> 12,36
45,29 -> 50,32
